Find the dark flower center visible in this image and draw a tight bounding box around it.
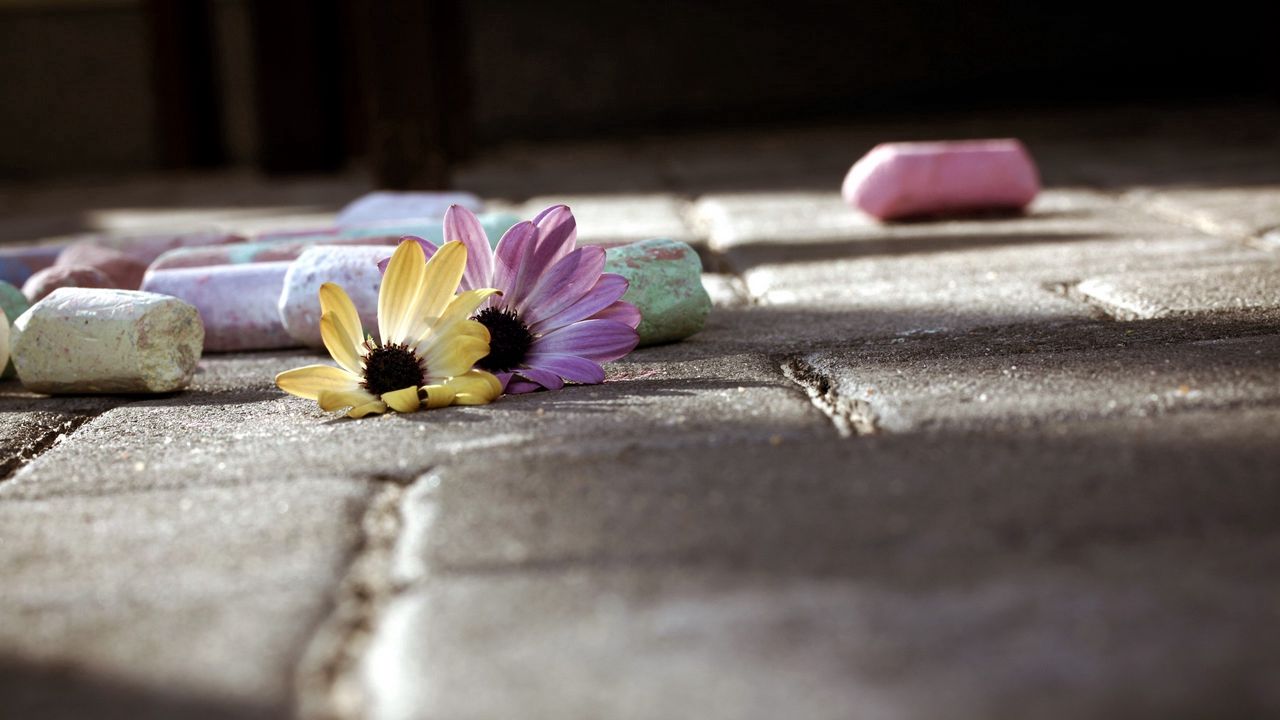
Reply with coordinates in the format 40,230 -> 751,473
474,307 -> 533,372
362,342 -> 425,397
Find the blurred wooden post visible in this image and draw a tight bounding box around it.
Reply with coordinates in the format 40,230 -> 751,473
248,0 -> 347,174
348,0 -> 471,189
144,0 -> 225,169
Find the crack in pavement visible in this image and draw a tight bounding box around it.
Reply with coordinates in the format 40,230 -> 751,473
0,413 -> 97,483
294,474 -> 427,720
781,357 -> 879,438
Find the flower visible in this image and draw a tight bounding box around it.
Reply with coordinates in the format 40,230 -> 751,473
379,205 -> 640,393
276,239 -> 502,417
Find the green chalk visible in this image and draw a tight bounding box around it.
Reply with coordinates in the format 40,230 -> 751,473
604,239 -> 710,347
0,280 -> 30,378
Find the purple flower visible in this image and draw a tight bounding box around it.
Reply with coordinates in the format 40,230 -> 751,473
379,205 -> 640,393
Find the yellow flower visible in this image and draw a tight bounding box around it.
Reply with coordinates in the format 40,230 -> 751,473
275,240 -> 503,417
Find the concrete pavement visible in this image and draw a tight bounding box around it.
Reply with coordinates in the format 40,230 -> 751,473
2,104 -> 1279,719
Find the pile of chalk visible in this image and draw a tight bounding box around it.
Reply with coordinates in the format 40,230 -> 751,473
0,191 -> 711,395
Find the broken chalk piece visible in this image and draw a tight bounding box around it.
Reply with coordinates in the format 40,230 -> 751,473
0,245 -> 63,287
0,281 -> 30,378
336,191 -> 483,227
141,263 -> 297,352
842,139 -> 1040,220
278,246 -> 387,348
11,288 -> 204,394
604,238 -> 711,346
23,264 -> 117,303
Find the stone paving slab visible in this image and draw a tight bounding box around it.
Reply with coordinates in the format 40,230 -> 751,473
0,478 -> 373,719
1076,260 -> 1280,319
364,415 -> 1280,720
1125,187 -> 1280,241
793,324 -> 1280,434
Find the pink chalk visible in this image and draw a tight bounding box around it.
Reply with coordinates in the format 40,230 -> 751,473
56,243 -> 149,290
842,139 -> 1039,220
22,265 -> 116,303
141,263 -> 297,352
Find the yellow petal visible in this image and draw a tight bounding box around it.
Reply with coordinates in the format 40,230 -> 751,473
379,240 -> 427,345
347,399 -> 388,418
319,282 -> 364,350
318,388 -> 380,412
421,383 -> 457,409
383,386 -> 421,413
320,312 -> 363,375
418,288 -> 500,345
276,364 -> 362,400
418,241 -> 467,323
422,335 -> 490,380
443,369 -> 503,405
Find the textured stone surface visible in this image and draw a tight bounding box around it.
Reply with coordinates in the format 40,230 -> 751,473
279,246 -> 386,348
1075,262 -> 1280,319
0,479 -> 372,720
605,239 -> 711,346
141,263 -> 297,352
11,288 -> 204,394
1,108 -> 1279,720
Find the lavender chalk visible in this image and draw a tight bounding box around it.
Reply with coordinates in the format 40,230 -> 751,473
141,263 -> 297,352
11,288 -> 203,394
337,191 -> 483,226
278,246 -> 386,348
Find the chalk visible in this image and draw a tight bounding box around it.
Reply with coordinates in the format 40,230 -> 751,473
11,288 -> 203,394
141,263 -> 297,352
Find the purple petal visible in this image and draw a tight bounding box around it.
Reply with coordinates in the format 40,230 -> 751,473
504,378 -> 544,394
501,205 -> 577,303
492,221 -> 537,302
494,371 -> 514,390
529,273 -> 629,334
513,366 -> 564,392
590,300 -> 642,330
531,205 -> 577,269
377,236 -> 439,275
530,319 -> 639,363
523,353 -> 605,385
443,205 -> 494,292
517,246 -> 606,325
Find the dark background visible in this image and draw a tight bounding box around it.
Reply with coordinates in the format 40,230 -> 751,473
0,0 -> 1273,185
